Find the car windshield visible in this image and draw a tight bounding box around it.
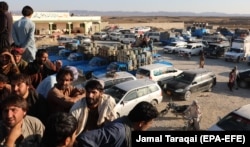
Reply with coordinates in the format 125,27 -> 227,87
186,45 -> 193,49
229,48 -> 242,53
72,40 -> 78,43
105,87 -> 127,103
169,43 -> 177,46
88,57 -> 101,66
107,63 -> 118,71
59,50 -> 70,57
175,72 -> 195,84
216,113 -> 250,130
67,53 -> 78,61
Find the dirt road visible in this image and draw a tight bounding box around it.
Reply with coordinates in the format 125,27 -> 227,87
150,49 -> 250,131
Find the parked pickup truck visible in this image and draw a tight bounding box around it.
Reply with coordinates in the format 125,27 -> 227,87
203,42 -> 230,58
65,39 -> 81,51
92,59 -> 173,77
76,56 -> 110,79
224,48 -> 246,62
224,36 -> 250,62
49,48 -> 73,62
60,52 -> 88,67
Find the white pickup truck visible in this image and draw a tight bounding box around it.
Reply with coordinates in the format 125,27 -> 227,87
224,36 -> 250,62
224,48 -> 245,62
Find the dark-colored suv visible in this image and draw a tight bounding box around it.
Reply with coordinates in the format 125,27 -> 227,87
204,42 -> 230,58
164,68 -> 216,100
236,69 -> 250,88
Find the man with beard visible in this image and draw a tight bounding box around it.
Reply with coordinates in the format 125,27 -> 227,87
10,73 -> 48,124
47,67 -> 85,114
70,79 -> 117,136
0,94 -> 44,146
24,49 -> 62,89
0,48 -> 20,77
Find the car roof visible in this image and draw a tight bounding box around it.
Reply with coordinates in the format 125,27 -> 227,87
95,71 -> 136,82
233,104 -> 250,119
138,63 -> 173,70
114,79 -> 157,91
183,68 -> 213,75
208,43 -> 230,46
187,42 -> 204,46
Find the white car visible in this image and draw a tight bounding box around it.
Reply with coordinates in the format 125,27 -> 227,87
119,33 -> 136,44
57,36 -> 74,45
136,63 -> 183,83
105,79 -> 163,117
178,42 -> 205,55
163,41 -> 187,54
109,32 -> 122,41
92,32 -> 108,40
208,104 -> 250,131
76,71 -> 137,90
74,35 -> 91,44
144,31 -> 161,42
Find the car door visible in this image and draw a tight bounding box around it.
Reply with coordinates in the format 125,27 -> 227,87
117,89 -> 138,116
189,75 -> 202,92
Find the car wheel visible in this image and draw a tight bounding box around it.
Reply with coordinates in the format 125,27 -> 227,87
207,83 -> 213,92
184,91 -> 191,100
239,80 -> 248,88
151,100 -> 158,107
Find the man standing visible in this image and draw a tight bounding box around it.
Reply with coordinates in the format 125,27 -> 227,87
70,79 -> 117,136
228,68 -> 235,91
199,51 -> 205,68
0,95 -> 44,146
12,5 -> 36,62
233,66 -> 239,90
0,1 -> 13,49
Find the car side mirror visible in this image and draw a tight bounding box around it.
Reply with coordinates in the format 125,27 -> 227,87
192,81 -> 197,85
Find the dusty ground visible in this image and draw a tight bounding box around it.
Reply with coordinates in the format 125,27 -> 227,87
102,16 -> 250,30
37,16 -> 250,131
149,49 -> 250,131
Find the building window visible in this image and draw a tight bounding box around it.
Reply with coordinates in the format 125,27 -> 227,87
48,24 -> 57,30
66,24 -> 73,29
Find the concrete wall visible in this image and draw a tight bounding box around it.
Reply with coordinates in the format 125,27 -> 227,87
101,22 -> 185,31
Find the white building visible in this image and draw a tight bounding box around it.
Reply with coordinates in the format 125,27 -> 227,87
13,12 -> 101,35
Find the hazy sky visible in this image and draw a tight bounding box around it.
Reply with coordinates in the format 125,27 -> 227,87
6,0 -> 250,14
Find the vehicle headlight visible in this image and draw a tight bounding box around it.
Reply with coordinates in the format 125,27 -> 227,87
175,89 -> 184,93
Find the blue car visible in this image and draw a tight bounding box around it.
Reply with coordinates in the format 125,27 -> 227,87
60,52 -> 88,67
76,56 -> 110,79
49,49 -> 73,62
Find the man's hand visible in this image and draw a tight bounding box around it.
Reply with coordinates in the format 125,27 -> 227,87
5,121 -> 23,146
55,60 -> 62,71
2,51 -> 16,64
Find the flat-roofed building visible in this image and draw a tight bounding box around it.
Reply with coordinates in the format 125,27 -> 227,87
13,12 -> 101,35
